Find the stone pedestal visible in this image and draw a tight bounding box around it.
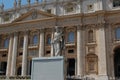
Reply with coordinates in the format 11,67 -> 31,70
31,56 -> 64,80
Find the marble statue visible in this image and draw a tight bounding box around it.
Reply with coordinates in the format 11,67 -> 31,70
14,0 -> 17,8
0,3 -> 4,11
52,26 -> 64,56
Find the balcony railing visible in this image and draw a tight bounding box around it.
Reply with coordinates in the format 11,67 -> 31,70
0,76 -> 119,80
0,76 -> 31,80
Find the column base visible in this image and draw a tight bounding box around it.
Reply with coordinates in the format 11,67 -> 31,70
97,75 -> 108,80
81,75 -> 108,80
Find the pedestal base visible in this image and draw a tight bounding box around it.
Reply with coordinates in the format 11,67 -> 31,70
97,75 -> 108,80
31,56 -> 64,80
83,75 -> 108,80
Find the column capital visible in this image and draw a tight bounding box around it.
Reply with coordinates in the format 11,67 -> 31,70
8,33 -> 14,37
40,29 -> 45,33
13,32 -> 18,35
77,25 -> 83,30
23,30 -> 29,35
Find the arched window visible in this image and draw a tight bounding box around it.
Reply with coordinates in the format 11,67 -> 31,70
68,32 -> 74,43
88,30 -> 94,43
86,54 -> 98,74
46,34 -> 51,45
33,35 -> 38,45
47,37 -> 51,45
4,38 -> 9,48
115,27 -> 120,40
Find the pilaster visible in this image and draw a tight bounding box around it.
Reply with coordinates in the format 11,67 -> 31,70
97,24 -> 108,80
10,32 -> 18,76
51,28 -> 54,57
6,34 -> 13,76
39,29 -> 45,57
22,31 -> 28,76
77,26 -> 83,77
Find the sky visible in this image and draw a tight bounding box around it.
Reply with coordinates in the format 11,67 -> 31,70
0,0 -> 42,9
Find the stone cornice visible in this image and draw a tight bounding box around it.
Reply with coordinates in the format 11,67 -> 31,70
1,10 -> 120,33
105,9 -> 120,15
0,17 -> 56,27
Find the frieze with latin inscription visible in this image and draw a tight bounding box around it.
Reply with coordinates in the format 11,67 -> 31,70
58,18 -> 81,26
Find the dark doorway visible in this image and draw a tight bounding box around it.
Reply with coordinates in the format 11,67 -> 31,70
67,58 -> 75,76
114,47 -> 120,77
0,62 -> 7,75
28,60 -> 32,75
17,66 -> 21,75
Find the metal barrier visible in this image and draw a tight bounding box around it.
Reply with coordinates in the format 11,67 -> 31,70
0,76 -> 31,80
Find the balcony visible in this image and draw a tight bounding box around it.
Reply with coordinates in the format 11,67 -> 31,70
28,44 -> 38,49
0,47 -> 8,52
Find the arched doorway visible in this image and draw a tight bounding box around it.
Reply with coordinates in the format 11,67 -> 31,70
114,47 -> 120,77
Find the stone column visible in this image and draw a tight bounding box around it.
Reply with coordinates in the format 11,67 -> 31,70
6,34 -> 13,76
51,29 -> 54,57
39,29 -> 45,57
10,32 -> 18,76
22,31 -> 28,76
97,26 -> 108,80
77,26 -> 83,77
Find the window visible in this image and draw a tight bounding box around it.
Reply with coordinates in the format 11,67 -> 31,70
18,52 -> 23,56
33,35 -> 38,45
47,37 -> 51,45
46,34 -> 51,45
113,0 -> 120,7
115,27 -> 120,40
46,9 -> 52,13
2,54 -> 7,57
65,3 -> 74,13
87,4 -> 94,11
88,30 -> 94,43
46,50 -> 51,56
4,13 -> 10,22
68,32 -> 74,43
4,38 -> 9,48
68,49 -> 74,54
66,6 -> 74,13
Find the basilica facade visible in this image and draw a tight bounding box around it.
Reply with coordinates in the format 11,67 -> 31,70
0,0 -> 120,80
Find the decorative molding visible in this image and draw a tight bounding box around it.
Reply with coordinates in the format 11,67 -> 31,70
31,9 -> 38,19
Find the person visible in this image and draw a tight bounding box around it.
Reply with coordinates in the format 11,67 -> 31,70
52,26 -> 64,56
